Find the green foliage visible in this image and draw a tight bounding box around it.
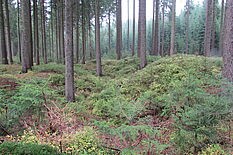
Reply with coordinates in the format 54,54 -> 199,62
0,142 -> 62,155
63,127 -> 111,155
49,74 -> 65,85
198,144 -> 226,155
33,64 -> 65,74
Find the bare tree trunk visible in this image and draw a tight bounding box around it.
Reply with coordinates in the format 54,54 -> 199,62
127,0 -> 129,51
74,0 -> 80,63
138,0 -> 147,68
81,0 -> 86,64
33,0 -> 39,65
204,0 -> 213,57
95,0 -> 102,76
222,0 -> 233,81
161,3 -> 165,56
152,0 -> 155,55
153,0 -> 159,55
211,0 -> 216,51
40,0 -> 47,64
170,0 -> 176,55
21,0 -> 32,73
0,0 -> 8,64
185,0 -> 190,54
116,0 -> 122,60
108,9 -> 111,52
132,0 -> 135,56
64,0 -> 75,102
50,0 -> 54,61
219,0 -> 225,56
17,0 -> 21,62
3,0 -> 13,64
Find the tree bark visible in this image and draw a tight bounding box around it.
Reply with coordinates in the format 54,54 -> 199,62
116,0 -> 122,60
33,0 -> 39,65
95,0 -> 102,76
222,0 -> 233,82
21,0 -> 32,73
138,0 -> 147,68
3,0 -> 13,64
153,0 -> 160,55
64,0 -> 75,102
219,0 -> 225,56
17,0 -> 21,62
161,2 -> 165,56
0,0 -> 7,64
170,0 -> 176,55
132,0 -> 135,56
185,0 -> 190,54
74,0 -> 80,63
40,0 -> 47,64
204,0 -> 213,57
81,0 -> 86,64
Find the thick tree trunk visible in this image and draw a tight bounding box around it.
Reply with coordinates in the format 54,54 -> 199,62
64,0 -> 75,102
95,0 -> 102,76
3,0 -> 13,64
33,0 -> 39,65
21,0 -> 32,73
132,0 -> 135,56
170,0 -> 176,55
0,0 -> 7,64
222,0 -> 233,82
204,0 -> 213,57
116,0 -> 122,60
138,0 -> 147,68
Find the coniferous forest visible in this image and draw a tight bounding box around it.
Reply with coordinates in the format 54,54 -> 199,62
0,0 -> 233,154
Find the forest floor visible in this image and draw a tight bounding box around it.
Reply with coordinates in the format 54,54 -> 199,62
0,55 -> 232,155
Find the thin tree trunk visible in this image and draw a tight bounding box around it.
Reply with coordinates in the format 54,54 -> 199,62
64,0 -> 75,102
132,0 -> 135,56
219,0 -> 224,56
17,0 -> 21,62
74,0 -> 80,63
3,0 -> 13,64
211,0 -> 216,51
108,9 -> 111,52
95,0 -> 102,76
0,0 -> 8,64
33,0 -> 39,65
116,0 -> 122,60
153,0 -> 159,55
40,0 -> 47,64
161,4 -> 165,56
152,0 -> 155,55
185,0 -> 190,54
138,0 -> 147,68
170,0 -> 176,55
50,0 -> 54,61
81,0 -> 86,64
127,0 -> 129,51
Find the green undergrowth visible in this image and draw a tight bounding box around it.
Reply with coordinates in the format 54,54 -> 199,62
0,55 -> 232,154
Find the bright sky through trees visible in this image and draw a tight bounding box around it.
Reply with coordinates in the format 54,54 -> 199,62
122,0 -> 204,21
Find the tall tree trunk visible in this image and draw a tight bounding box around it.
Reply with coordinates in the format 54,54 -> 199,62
153,0 -> 160,55
17,0 -> 21,62
204,0 -> 213,57
161,3 -> 165,56
81,0 -> 86,64
170,0 -> 176,55
21,0 -> 32,73
185,0 -> 190,54
108,9 -> 111,52
138,0 -> 147,68
222,0 -> 233,81
152,0 -> 155,55
64,0 -> 75,102
33,0 -> 39,65
127,0 -> 129,51
50,0 -> 54,61
74,0 -> 80,63
0,0 -> 7,64
132,0 -> 135,56
40,0 -> 47,64
219,0 -> 224,56
3,0 -> 13,64
211,0 -> 216,52
95,0 -> 102,76
116,0 -> 122,60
